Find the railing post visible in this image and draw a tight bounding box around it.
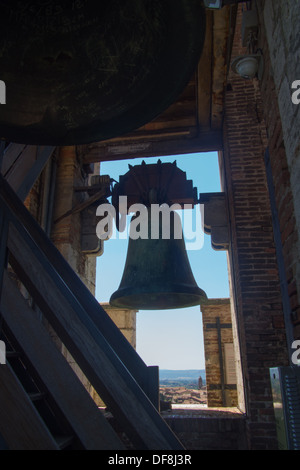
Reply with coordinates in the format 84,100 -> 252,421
147,366 -> 160,411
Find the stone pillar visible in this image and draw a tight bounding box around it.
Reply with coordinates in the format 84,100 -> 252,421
201,299 -> 238,408
100,303 -> 137,349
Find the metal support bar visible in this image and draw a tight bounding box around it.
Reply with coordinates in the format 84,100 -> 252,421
147,366 -> 160,411
0,205 -> 9,341
54,188 -> 107,224
17,146 -> 55,201
0,141 -> 5,172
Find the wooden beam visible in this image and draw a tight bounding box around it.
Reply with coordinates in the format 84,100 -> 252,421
1,272 -> 125,450
2,145 -> 37,190
53,188 -> 107,224
1,142 -> 26,175
0,141 -> 5,170
0,362 -> 59,450
17,146 -> 55,201
2,144 -> 55,201
7,223 -> 183,449
83,130 -> 223,164
0,205 -> 8,303
0,175 -> 157,410
196,10 -> 213,130
211,7 -> 231,130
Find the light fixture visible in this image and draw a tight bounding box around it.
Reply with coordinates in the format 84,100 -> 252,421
203,0 -> 250,9
203,0 -> 222,8
231,13 -> 264,81
231,53 -> 263,80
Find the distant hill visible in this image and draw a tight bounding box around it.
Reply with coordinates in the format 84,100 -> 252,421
159,369 -> 206,386
159,369 -> 205,380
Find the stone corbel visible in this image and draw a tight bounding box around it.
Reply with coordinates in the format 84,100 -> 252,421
199,192 -> 229,250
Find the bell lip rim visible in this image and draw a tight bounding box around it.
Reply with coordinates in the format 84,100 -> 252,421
109,300 -> 207,310
109,287 -> 208,310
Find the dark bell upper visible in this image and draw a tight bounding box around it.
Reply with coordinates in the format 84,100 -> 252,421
0,0 -> 206,146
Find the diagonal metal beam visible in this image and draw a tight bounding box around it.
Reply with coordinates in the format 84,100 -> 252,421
16,146 -> 55,201
1,144 -> 55,201
0,141 -> 5,171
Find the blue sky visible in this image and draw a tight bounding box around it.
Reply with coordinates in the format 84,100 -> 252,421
95,152 -> 230,370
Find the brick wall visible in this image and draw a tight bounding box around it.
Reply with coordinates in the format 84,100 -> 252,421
162,409 -> 247,450
221,3 -> 289,449
255,0 -> 300,339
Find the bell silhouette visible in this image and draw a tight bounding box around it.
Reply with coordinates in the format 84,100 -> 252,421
0,1 -> 206,145
110,208 -> 207,310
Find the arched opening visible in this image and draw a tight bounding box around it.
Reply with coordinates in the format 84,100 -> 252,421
96,151 -> 232,408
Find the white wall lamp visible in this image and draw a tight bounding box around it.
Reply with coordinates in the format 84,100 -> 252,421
231,50 -> 263,80
203,0 -> 249,9
231,8 -> 264,80
203,0 -> 223,8
204,2 -> 263,80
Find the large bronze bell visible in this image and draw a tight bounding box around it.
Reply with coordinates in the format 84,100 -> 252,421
0,1 -> 205,145
110,208 -> 207,310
